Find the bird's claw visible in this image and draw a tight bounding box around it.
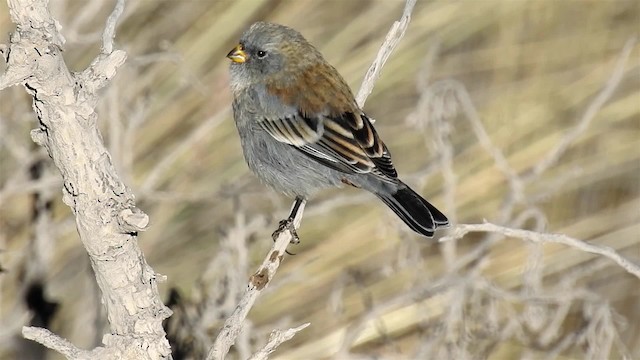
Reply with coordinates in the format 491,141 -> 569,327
272,218 -> 300,244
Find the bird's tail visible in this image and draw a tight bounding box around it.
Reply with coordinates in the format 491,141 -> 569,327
375,181 -> 449,237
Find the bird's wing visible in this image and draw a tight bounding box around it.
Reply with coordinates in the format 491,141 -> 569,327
256,62 -> 399,183
257,104 -> 398,183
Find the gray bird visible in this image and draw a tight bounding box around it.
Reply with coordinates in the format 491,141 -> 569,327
227,22 -> 448,240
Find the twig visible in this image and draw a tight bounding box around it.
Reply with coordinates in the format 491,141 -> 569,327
441,222 -> 640,279
102,0 -> 125,54
247,323 -> 311,360
355,0 -> 417,107
207,201 -> 306,360
22,327 -> 86,359
448,80 -> 525,201
192,212 -> 266,357
525,37 -> 636,181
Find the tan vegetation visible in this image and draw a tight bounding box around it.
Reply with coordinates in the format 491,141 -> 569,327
1,0 -> 638,359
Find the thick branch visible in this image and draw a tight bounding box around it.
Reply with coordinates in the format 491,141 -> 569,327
1,0 -> 171,358
22,327 -> 86,359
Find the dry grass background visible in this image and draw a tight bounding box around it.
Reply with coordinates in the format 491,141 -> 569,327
1,0 -> 639,359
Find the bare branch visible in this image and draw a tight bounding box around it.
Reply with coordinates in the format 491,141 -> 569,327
22,327 -> 86,359
441,222 -> 640,279
102,0 -> 126,54
448,80 -> 525,201
248,323 -> 310,360
2,0 -> 171,358
207,201 -> 306,360
525,37 -> 636,181
355,0 -> 417,107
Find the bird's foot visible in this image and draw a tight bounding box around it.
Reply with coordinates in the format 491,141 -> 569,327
272,218 -> 300,245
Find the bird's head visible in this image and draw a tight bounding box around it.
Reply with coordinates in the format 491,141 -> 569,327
227,22 -> 323,91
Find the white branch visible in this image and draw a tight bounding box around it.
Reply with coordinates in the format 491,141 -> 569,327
206,201 -> 306,360
247,323 -> 310,360
441,222 -> 640,279
101,0 -> 125,54
1,0 -> 171,358
22,327 -> 86,359
355,0 -> 417,107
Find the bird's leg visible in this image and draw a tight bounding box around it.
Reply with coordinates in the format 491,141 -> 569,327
272,196 -> 306,245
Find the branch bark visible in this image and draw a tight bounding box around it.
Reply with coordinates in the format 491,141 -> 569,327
207,201 -> 306,360
247,323 -> 310,360
0,0 -> 171,358
355,0 -> 417,107
441,222 -> 640,279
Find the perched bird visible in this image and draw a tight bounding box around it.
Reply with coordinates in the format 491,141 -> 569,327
227,22 -> 448,240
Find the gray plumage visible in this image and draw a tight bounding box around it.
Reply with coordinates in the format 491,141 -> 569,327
232,89 -> 345,198
228,22 -> 448,237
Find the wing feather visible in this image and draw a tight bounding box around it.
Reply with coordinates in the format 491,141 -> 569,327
258,116 -> 322,146
256,61 -> 398,182
258,111 -> 397,182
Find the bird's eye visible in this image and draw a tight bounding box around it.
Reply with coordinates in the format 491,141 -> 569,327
256,50 -> 267,59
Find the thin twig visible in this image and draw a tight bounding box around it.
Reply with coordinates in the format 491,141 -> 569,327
247,323 -> 311,360
207,201 -> 306,360
441,222 -> 640,279
22,327 -> 86,359
525,37 -> 636,181
101,0 -> 126,54
355,0 -> 417,107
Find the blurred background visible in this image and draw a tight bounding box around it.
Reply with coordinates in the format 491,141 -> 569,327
1,0 -> 639,359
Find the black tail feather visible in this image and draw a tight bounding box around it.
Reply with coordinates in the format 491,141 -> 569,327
376,182 -> 449,237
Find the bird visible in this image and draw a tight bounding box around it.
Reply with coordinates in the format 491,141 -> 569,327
226,21 -> 448,241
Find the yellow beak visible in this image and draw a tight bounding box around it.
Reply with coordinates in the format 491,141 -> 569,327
227,44 -> 247,63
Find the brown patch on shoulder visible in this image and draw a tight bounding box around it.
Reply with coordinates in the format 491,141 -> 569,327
266,62 -> 356,116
